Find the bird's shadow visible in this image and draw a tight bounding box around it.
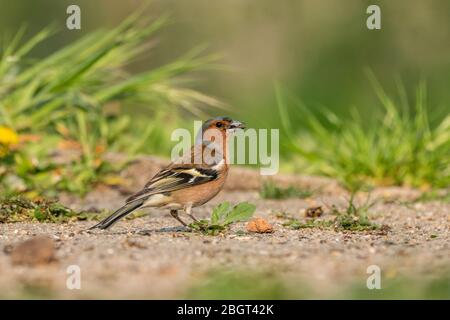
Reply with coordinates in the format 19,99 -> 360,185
83,226 -> 191,236
136,226 -> 191,235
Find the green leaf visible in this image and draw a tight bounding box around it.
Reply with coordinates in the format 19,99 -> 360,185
33,208 -> 45,222
224,202 -> 256,225
211,201 -> 231,224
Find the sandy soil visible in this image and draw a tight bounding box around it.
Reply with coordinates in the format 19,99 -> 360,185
0,157 -> 449,299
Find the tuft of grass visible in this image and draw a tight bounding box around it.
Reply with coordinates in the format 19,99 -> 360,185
0,196 -> 99,223
259,180 -> 313,199
0,195 -> 147,223
189,201 -> 256,235
276,77 -> 450,190
330,193 -> 382,232
0,9 -> 223,196
282,193 -> 384,232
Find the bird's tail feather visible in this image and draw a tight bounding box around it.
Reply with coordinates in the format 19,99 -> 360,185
88,199 -> 145,230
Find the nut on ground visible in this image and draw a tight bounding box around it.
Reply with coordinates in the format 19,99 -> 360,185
246,217 -> 274,233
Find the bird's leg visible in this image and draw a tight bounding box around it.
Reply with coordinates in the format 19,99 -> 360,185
170,209 -> 188,227
184,204 -> 198,222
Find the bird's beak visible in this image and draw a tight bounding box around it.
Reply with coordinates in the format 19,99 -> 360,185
229,120 -> 246,129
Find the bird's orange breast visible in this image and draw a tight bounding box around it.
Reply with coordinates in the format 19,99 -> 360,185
170,170 -> 228,207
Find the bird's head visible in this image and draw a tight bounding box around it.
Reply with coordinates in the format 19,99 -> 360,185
202,116 -> 245,132
197,116 -> 246,145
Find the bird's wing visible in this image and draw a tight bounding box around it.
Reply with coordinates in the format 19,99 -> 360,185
126,144 -> 226,203
126,166 -> 219,203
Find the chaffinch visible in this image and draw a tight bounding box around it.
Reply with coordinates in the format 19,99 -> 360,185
89,116 -> 245,230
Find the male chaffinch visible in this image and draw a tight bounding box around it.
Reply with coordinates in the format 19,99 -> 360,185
89,116 -> 245,230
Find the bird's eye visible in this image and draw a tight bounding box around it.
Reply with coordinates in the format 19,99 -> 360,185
216,122 -> 223,128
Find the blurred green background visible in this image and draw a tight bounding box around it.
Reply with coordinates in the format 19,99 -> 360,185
1,0 -> 449,194
2,0 -> 450,126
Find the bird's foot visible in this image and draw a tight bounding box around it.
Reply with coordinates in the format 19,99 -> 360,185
187,214 -> 199,222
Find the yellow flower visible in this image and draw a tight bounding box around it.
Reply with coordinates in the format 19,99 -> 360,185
0,126 -> 19,146
0,126 -> 19,157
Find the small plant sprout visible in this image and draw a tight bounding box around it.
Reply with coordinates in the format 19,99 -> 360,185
189,201 -> 256,235
282,192 -> 385,232
331,192 -> 382,231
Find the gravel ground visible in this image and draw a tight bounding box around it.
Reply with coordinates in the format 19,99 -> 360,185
0,187 -> 449,299
0,158 -> 449,298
